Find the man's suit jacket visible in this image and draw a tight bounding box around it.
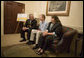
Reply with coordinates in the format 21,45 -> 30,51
47,22 -> 63,40
24,19 -> 37,29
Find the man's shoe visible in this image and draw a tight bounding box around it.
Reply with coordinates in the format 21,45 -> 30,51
19,39 -> 26,42
27,41 -> 35,45
32,44 -> 39,49
37,51 -> 44,55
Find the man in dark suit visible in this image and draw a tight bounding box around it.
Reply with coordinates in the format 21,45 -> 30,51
20,14 -> 37,42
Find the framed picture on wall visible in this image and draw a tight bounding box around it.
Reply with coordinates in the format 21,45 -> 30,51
46,1 -> 71,16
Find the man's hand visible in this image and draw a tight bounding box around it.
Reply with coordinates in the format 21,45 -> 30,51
22,27 -> 29,31
37,29 -> 41,31
22,27 -> 26,31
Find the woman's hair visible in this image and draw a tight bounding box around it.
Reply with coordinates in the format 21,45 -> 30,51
52,15 -> 61,23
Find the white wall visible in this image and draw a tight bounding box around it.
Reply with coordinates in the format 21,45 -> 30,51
16,1 -> 83,33
1,1 -> 4,36
1,1 -> 83,35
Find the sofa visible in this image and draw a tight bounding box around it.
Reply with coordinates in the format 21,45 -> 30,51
49,26 -> 78,53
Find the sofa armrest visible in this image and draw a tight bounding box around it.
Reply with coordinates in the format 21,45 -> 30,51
62,30 -> 77,39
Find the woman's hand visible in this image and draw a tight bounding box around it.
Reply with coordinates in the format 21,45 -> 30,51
43,31 -> 48,36
43,32 -> 54,36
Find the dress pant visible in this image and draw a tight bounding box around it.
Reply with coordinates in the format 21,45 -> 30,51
20,29 -> 31,40
30,29 -> 42,44
38,35 -> 54,51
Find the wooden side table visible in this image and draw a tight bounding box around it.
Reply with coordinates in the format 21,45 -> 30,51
75,33 -> 83,56
80,40 -> 83,57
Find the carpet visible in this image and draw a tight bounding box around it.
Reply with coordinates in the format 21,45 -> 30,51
1,43 -> 41,57
1,42 -> 81,57
1,43 -> 57,57
1,34 -> 82,57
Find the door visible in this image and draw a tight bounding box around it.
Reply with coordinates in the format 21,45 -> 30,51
4,1 -> 25,34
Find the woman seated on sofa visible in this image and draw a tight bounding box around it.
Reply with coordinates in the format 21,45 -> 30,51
36,15 -> 63,55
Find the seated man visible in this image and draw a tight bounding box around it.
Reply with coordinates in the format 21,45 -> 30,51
20,14 -> 37,42
28,14 -> 48,48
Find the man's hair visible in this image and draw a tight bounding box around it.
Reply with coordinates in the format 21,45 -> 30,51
41,14 -> 46,19
29,14 -> 34,17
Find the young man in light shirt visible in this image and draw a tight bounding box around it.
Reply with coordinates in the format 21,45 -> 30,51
28,14 -> 48,49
